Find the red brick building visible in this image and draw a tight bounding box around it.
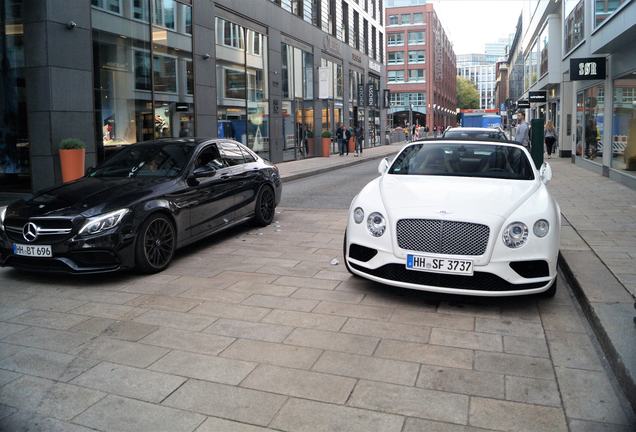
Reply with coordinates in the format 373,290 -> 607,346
385,1 -> 457,131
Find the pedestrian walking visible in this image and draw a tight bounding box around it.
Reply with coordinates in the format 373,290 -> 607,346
344,126 -> 352,156
544,120 -> 557,159
515,112 -> 531,150
336,124 -> 345,156
355,125 -> 364,156
411,124 -> 417,142
433,125 -> 438,138
424,125 -> 429,138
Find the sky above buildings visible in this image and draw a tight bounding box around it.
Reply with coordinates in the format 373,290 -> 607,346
431,0 -> 523,54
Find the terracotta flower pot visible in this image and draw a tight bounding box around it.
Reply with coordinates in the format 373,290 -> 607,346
321,137 -> 331,157
59,148 -> 85,183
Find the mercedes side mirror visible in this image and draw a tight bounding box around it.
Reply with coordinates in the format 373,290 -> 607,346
192,166 -> 217,179
378,157 -> 390,175
539,162 -> 552,184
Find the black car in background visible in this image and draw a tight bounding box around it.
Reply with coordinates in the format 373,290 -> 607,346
0,139 -> 281,274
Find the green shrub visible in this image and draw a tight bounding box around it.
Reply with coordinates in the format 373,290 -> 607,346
59,138 -> 85,150
321,130 -> 332,138
306,129 -> 314,138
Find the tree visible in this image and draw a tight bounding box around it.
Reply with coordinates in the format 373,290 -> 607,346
456,76 -> 480,109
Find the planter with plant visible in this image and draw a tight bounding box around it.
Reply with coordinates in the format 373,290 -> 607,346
59,138 -> 86,183
321,130 -> 332,157
306,129 -> 315,157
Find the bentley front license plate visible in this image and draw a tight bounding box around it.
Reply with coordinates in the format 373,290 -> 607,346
12,243 -> 52,258
406,254 -> 473,276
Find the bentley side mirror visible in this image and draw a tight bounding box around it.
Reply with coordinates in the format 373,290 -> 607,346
378,157 -> 390,175
540,162 -> 552,184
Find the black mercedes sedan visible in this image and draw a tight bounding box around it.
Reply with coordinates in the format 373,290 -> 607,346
0,138 -> 281,274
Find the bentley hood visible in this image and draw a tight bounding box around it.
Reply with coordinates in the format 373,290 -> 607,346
378,175 -> 539,221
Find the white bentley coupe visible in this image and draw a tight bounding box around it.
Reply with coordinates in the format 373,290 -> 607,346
344,140 -> 561,297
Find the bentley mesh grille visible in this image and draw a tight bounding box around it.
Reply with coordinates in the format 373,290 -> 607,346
396,219 -> 490,256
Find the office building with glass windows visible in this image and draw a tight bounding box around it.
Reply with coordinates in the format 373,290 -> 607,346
0,0 -> 386,194
385,0 -> 457,130
515,0 -> 636,189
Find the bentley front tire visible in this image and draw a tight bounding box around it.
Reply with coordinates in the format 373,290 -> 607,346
135,213 -> 176,274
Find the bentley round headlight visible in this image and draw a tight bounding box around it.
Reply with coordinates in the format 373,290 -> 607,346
353,207 -> 364,224
533,219 -> 550,238
367,212 -> 386,237
503,222 -> 528,248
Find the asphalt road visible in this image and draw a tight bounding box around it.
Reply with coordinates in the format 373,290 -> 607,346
280,153 -> 398,209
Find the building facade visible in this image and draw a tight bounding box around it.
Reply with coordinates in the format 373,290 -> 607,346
457,53 -> 500,110
0,0 -> 386,193
385,0 -> 456,130
513,0 -> 635,189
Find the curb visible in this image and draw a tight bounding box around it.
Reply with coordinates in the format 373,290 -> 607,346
558,244 -> 636,412
281,148 -> 399,183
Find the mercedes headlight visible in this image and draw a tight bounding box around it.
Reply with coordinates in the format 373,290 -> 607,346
0,206 -> 6,231
533,219 -> 550,238
367,212 -> 386,237
502,222 -> 528,248
353,207 -> 364,224
79,209 -> 129,236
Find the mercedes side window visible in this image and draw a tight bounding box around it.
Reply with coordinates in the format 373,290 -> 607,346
220,142 -> 246,166
195,144 -> 226,170
238,144 -> 257,163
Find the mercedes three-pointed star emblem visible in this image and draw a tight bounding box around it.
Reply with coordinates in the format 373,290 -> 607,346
22,222 -> 39,242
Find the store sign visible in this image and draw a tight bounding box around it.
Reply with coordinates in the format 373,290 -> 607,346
569,57 -> 606,81
368,60 -> 382,73
517,100 -> 530,109
176,104 -> 189,112
383,90 -> 390,109
358,84 -> 366,106
529,91 -> 547,103
367,83 -> 377,107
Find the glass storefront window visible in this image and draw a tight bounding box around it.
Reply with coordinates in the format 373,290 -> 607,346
564,0 -> 584,53
612,74 -> 636,173
0,0 -> 30,190
92,0 -> 193,160
595,0 -> 627,27
216,17 -> 269,159
576,84 -> 605,161
539,25 -> 548,77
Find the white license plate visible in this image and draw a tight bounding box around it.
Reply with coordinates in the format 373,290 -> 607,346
406,254 -> 473,276
12,244 -> 52,258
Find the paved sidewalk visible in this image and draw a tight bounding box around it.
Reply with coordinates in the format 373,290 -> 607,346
0,208 -> 634,431
547,157 -> 636,411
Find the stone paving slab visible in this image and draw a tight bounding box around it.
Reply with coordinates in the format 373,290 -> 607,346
0,207 -> 634,431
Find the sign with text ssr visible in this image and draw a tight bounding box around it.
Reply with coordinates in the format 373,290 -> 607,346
570,58 -> 606,81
